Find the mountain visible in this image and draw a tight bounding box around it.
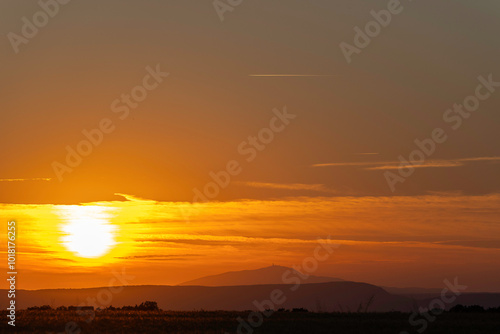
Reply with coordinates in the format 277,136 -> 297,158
3,278 -> 499,312
179,265 -> 343,286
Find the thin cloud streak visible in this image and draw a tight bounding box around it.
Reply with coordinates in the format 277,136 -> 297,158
0,178 -> 52,182
249,74 -> 333,77
312,156 -> 500,170
313,161 -> 392,168
366,161 -> 463,170
236,181 -> 336,193
136,233 -> 498,252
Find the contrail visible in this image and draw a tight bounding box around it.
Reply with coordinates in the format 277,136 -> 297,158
0,178 -> 52,182
249,74 -> 333,77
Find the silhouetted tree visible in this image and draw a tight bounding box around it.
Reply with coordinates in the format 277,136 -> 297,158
292,308 -> 308,312
28,305 -> 52,310
138,301 -> 159,311
449,305 -> 485,313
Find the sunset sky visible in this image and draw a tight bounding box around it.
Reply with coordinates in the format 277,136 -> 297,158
1,0 -> 499,292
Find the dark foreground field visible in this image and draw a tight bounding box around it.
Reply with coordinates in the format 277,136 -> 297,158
1,310 -> 500,334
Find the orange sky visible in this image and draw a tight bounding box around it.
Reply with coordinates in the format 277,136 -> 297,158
1,1 -> 499,293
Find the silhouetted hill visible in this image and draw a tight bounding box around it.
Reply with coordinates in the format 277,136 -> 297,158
179,265 -> 343,286
2,281 -> 499,313
1,282 -> 414,312
382,286 -> 443,295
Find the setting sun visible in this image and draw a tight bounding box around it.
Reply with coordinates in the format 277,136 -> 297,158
58,206 -> 117,258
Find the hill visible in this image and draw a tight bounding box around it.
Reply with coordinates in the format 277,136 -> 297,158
2,281 -> 412,312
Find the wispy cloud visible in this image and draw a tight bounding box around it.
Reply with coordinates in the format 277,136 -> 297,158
434,240 -> 500,250
312,161 -> 393,168
114,193 -> 156,202
312,156 -> 500,170
236,181 -> 336,193
459,157 -> 500,162
137,233 -> 342,246
249,74 -> 333,77
366,160 -> 463,170
117,254 -> 201,260
0,177 -> 52,182
136,233 -> 499,251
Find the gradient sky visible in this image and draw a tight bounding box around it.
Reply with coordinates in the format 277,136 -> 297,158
1,0 -> 499,291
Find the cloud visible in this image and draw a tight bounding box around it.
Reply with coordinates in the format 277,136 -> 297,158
366,160 -> 463,170
114,193 -> 157,203
136,233 -> 342,247
460,157 -> 500,162
312,156 -> 500,170
434,240 -> 500,250
312,161 -> 393,168
135,233 -> 498,251
0,178 -> 52,182
249,74 -> 333,77
235,181 -> 336,193
117,254 -> 201,260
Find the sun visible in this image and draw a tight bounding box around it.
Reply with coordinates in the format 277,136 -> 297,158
59,206 -> 117,258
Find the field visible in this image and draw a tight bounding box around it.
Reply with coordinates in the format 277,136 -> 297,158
2,310 -> 500,334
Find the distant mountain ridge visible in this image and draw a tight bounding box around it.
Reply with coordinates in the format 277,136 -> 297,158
1,282 -> 412,312
4,282 -> 498,312
179,265 -> 344,286
3,266 -> 499,312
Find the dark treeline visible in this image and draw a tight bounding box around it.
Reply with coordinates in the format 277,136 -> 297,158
24,303 -> 500,313
27,301 -> 160,311
448,305 -> 500,313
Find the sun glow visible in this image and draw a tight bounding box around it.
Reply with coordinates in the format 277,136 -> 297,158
59,206 -> 117,258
